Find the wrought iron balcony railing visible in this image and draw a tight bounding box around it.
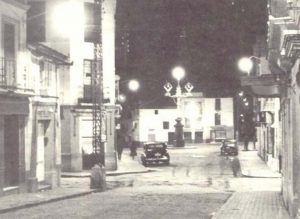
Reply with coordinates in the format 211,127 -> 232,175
0,58 -> 16,88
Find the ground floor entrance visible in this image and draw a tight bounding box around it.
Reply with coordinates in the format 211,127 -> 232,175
4,115 -> 19,187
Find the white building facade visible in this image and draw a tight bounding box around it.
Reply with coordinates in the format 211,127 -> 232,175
137,94 -> 234,144
27,0 -> 117,171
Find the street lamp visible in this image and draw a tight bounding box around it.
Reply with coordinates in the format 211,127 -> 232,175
238,56 -> 260,74
163,66 -> 194,147
128,79 -> 140,92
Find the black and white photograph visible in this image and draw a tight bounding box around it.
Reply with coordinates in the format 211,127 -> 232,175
0,0 -> 296,218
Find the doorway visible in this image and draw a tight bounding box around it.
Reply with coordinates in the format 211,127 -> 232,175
4,115 -> 19,187
37,120 -> 49,182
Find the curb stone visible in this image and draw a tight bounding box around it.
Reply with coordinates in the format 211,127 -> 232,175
0,190 -> 97,214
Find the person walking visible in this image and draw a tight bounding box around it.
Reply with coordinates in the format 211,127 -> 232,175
130,140 -> 137,160
116,133 -> 124,160
244,134 -> 250,151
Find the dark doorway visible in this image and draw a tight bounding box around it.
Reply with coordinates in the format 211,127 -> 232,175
168,132 -> 175,145
195,132 -> 203,143
4,115 -> 19,187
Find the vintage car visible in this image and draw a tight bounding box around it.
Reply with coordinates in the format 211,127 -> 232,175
220,139 -> 238,156
141,142 -> 170,166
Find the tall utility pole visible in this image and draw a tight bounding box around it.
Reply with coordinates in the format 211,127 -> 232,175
92,0 -> 104,165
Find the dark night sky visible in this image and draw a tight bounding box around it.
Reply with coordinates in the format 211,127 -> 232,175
116,0 -> 268,106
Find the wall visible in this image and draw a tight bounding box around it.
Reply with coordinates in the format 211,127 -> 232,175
138,97 -> 234,143
139,108 -> 177,142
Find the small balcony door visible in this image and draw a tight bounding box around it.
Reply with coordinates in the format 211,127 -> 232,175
3,22 -> 16,87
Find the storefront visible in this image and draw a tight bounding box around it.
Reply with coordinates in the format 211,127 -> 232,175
0,95 -> 29,196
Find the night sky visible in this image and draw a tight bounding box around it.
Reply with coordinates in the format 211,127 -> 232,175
116,0 -> 268,106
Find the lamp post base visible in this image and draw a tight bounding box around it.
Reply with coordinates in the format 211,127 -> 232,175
174,118 -> 184,147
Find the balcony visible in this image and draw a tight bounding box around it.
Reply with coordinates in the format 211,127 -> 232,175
0,58 -> 16,89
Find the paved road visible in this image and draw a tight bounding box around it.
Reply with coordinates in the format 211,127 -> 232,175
1,144 -> 281,219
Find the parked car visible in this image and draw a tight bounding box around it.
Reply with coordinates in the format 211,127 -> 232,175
141,142 -> 170,166
220,139 -> 238,156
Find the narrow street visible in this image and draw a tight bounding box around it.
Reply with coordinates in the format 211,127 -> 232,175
0,144 -> 281,218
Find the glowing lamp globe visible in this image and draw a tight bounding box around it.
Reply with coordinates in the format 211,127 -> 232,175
172,66 -> 185,81
238,57 -> 253,73
128,80 -> 140,91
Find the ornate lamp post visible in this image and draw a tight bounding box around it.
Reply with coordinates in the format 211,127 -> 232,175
163,66 -> 194,147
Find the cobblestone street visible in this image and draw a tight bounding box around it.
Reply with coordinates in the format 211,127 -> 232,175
0,144 -> 289,218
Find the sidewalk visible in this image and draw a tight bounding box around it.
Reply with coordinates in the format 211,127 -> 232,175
62,148 -> 153,177
212,143 -> 289,219
212,191 -> 290,219
0,148 -> 149,214
238,144 -> 281,178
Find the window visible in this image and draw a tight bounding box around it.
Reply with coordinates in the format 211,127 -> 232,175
2,22 -> 16,86
215,98 -> 221,111
27,2 -> 46,42
154,110 -> 158,115
40,61 -> 54,88
163,121 -> 169,129
83,60 -> 93,85
184,117 -> 191,128
215,113 -> 221,125
83,60 -> 93,100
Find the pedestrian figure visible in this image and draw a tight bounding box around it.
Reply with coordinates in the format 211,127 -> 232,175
252,128 -> 257,150
130,140 -> 137,160
116,133 -> 124,160
231,156 -> 241,177
244,134 -> 249,151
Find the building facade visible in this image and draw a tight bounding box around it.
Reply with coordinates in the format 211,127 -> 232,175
241,0 -> 300,217
27,0 -> 118,171
136,94 -> 234,144
0,0 -> 65,196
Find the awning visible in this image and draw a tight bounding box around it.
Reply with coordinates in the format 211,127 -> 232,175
246,85 -> 280,97
0,96 -> 29,115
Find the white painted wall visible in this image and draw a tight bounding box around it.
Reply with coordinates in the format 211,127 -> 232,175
139,108 -> 177,142
102,0 -> 116,104
138,97 -> 234,143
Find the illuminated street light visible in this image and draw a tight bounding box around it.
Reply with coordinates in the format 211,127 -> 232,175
172,66 -> 185,82
163,66 -> 194,147
238,57 -> 253,73
118,94 -> 126,103
238,56 -> 260,74
128,79 -> 140,92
